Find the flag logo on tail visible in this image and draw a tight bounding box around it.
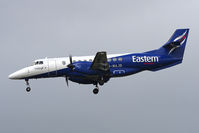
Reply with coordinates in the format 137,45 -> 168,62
169,30 -> 188,54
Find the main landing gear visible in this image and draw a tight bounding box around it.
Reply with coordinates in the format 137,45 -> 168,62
25,79 -> 31,92
93,84 -> 99,95
93,77 -> 105,95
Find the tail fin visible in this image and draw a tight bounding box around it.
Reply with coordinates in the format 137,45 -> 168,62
161,29 -> 189,58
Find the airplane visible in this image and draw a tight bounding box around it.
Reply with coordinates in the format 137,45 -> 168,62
8,29 -> 189,94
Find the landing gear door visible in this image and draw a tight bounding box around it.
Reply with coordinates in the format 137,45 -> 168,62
48,60 -> 57,76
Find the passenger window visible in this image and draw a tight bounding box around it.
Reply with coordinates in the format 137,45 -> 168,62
108,58 -> 111,62
118,58 -> 123,61
113,58 -> 117,62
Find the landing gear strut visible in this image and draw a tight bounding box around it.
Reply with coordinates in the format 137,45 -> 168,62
93,84 -> 99,95
25,79 -> 31,92
98,80 -> 104,86
98,77 -> 104,86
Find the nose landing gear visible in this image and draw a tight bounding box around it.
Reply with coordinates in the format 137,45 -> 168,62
25,79 -> 31,92
26,87 -> 31,92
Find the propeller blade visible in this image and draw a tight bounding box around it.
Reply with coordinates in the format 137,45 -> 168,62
69,55 -> 73,64
67,55 -> 75,70
65,77 -> 69,87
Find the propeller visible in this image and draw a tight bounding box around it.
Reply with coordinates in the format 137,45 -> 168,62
67,55 -> 75,70
65,76 -> 69,87
65,55 -> 75,87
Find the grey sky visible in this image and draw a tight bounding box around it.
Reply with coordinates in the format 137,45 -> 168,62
0,0 -> 199,133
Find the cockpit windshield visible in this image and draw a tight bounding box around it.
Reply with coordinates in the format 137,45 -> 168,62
34,61 -> 43,65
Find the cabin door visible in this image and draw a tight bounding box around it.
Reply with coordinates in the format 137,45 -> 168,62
48,60 -> 57,76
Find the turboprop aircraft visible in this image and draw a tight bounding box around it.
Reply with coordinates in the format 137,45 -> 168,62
9,29 -> 189,94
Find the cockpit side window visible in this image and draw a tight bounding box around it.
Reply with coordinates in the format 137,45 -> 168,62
35,61 -> 38,65
39,61 -> 43,64
34,61 -> 43,65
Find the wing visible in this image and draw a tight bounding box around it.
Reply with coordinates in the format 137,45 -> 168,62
90,51 -> 110,72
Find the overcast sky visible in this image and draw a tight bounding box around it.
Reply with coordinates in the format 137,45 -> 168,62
0,0 -> 199,133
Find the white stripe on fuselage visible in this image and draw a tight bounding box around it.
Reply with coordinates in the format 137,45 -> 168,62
27,53 -> 129,78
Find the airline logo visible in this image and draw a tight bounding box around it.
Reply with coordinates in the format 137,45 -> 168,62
169,30 -> 188,54
132,56 -> 159,63
174,30 -> 188,45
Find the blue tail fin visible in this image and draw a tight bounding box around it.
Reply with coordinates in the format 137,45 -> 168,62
161,29 -> 189,58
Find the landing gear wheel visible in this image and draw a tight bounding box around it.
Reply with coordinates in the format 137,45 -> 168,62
26,87 -> 31,92
93,88 -> 99,94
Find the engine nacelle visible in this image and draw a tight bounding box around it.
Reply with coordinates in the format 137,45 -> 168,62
73,62 -> 98,75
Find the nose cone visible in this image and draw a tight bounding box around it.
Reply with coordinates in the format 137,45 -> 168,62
9,68 -> 28,80
8,73 -> 16,79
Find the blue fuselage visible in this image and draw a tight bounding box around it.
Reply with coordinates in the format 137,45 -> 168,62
26,53 -> 181,85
